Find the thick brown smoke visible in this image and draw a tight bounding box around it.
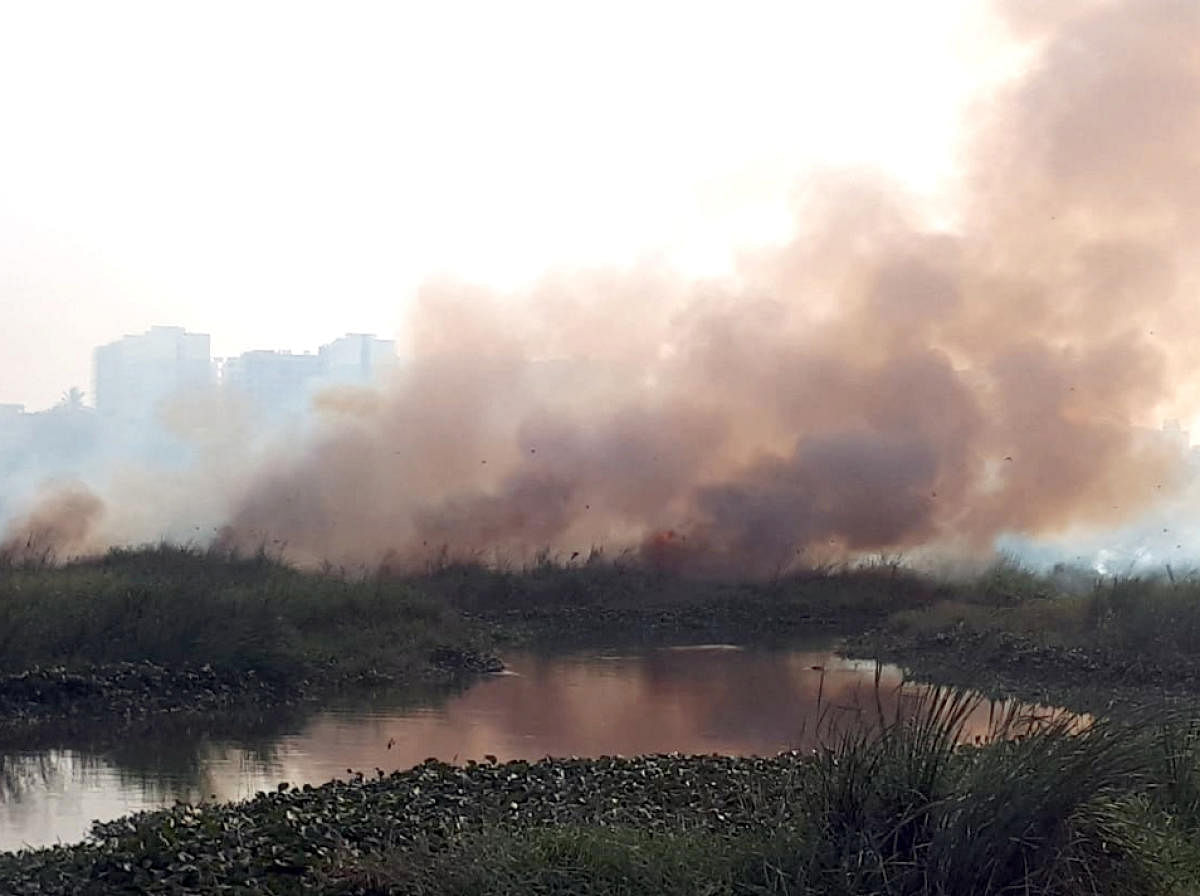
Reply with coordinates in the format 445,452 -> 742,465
11,0 -> 1200,575
0,484 -> 104,564
209,0 -> 1200,575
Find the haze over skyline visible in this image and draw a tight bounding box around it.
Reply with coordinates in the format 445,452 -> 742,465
2,0 -> 1014,411
6,0 -> 1199,574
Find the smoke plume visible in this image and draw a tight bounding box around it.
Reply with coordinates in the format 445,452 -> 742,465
0,484 -> 104,564
8,0 -> 1200,575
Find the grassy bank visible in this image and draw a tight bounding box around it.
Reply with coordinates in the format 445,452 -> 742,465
7,544 -> 1199,738
0,546 -> 943,674
843,565 -> 1200,714
4,690 -> 1200,894
0,546 -> 947,735
412,555 -> 941,647
0,545 -> 496,738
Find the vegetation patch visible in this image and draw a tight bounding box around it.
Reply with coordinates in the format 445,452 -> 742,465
0,546 -> 950,737
844,567 -> 1200,715
9,546 -> 1200,736
415,556 -> 942,648
0,545 -> 499,742
3,689 -> 1199,895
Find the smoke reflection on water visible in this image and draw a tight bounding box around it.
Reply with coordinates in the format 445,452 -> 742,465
0,644 -> 1078,853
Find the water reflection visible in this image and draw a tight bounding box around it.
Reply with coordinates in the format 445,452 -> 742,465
0,645 -> 1069,852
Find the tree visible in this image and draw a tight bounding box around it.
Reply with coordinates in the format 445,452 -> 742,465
58,387 -> 86,410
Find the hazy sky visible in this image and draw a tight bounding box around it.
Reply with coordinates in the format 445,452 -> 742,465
1,1 -> 1017,411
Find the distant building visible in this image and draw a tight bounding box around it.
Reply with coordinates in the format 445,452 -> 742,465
222,350 -> 323,417
89,327 -> 394,427
317,333 -> 397,385
222,334 -> 396,419
93,326 -> 213,422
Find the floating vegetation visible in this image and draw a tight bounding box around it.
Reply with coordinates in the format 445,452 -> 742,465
2,690 -> 1197,895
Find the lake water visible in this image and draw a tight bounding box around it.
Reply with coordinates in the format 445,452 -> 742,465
0,643 -> 1056,852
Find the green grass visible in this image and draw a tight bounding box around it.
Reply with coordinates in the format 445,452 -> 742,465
880,562 -> 1200,664
838,559 -> 1200,726
402,553 -> 945,653
0,543 -> 481,684
7,545 -> 1200,708
7,544 -> 1198,703
0,544 -> 946,683
411,552 -> 940,613
348,825 -> 797,896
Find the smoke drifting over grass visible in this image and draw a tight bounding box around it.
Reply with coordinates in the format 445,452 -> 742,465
0,484 -> 104,565
7,0 -> 1200,574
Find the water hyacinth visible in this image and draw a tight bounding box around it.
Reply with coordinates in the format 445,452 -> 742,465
3,691 -> 1198,895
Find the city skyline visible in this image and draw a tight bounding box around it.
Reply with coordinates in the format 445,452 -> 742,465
0,325 -> 401,539
0,2 -> 1005,414
0,326 -> 400,414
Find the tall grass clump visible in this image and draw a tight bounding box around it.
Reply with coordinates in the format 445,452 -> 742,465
408,551 -> 941,618
878,562 -> 1200,674
972,554 -> 1061,604
802,687 -> 1165,895
1085,575 -> 1200,656
348,825 -> 768,896
0,543 -> 479,683
316,690 -> 1195,896
1147,720 -> 1200,828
